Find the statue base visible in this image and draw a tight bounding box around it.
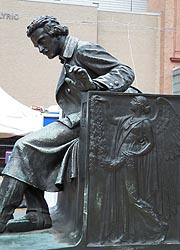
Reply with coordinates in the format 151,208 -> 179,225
1,92 -> 180,250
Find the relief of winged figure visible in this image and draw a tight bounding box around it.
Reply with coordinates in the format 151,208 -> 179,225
96,95 -> 180,243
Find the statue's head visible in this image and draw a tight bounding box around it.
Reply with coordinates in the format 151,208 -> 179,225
27,16 -> 69,59
27,16 -> 69,38
130,96 -> 151,114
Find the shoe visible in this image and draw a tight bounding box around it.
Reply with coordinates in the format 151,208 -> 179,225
0,214 -> 14,233
6,211 -> 52,232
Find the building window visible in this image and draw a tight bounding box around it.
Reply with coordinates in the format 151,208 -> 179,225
26,0 -> 147,13
172,67 -> 180,95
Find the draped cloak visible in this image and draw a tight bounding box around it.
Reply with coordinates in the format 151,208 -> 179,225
101,115 -> 164,243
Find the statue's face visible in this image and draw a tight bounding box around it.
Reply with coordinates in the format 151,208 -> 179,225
130,97 -> 140,112
30,27 -> 60,59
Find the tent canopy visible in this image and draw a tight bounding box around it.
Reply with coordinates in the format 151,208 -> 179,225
0,87 -> 42,138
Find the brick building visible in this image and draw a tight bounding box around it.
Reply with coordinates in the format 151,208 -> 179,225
148,0 -> 180,94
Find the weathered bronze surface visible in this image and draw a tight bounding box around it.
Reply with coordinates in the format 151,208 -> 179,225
1,92 -> 180,250
0,15 -> 137,240
84,92 -> 180,248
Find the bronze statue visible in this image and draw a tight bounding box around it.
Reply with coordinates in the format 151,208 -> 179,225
0,15 -> 138,233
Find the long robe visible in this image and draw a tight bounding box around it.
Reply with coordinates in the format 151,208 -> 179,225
101,115 -> 166,243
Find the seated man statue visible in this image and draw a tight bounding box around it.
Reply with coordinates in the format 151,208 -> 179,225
0,15 -> 139,233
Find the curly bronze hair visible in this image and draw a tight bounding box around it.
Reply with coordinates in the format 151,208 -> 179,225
27,15 -> 69,37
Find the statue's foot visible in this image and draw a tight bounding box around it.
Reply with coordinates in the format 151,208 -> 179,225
0,215 -> 14,233
6,211 -> 52,233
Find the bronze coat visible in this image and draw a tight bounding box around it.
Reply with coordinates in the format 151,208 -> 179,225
3,36 -> 135,191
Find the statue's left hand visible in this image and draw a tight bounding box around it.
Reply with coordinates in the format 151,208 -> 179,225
65,64 -> 96,91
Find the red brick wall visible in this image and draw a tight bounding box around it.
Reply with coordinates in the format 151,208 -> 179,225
148,0 -> 180,94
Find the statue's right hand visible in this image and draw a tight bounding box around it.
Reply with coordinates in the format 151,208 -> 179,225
64,63 -> 96,91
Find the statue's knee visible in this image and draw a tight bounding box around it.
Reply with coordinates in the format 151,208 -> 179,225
14,137 -> 26,150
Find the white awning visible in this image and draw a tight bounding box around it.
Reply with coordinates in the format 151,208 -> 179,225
0,87 -> 43,138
